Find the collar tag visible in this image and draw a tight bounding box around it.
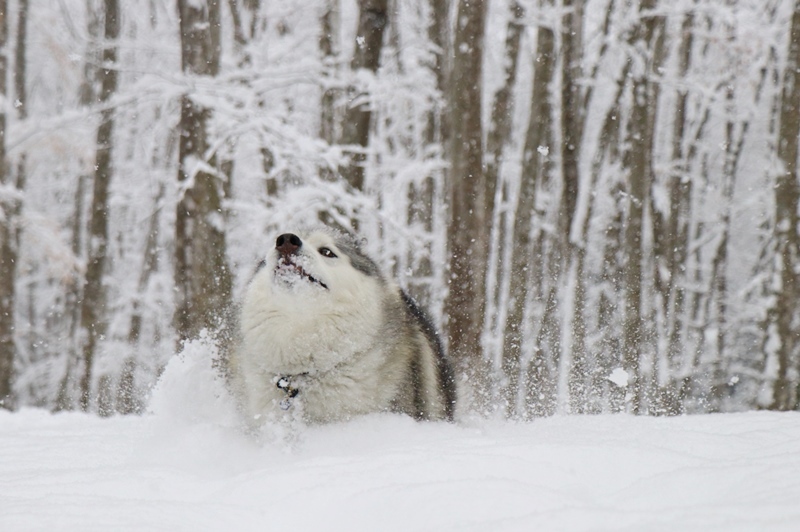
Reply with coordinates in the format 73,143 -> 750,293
276,375 -> 300,410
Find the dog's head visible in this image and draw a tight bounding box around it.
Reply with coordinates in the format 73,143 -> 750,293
258,228 -> 382,296
239,227 -> 386,373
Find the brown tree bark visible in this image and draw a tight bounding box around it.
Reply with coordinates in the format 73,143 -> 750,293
426,0 -> 449,147
560,0 -> 588,414
484,0 -> 524,411
320,0 -> 340,145
78,0 -> 119,412
174,0 -> 233,345
484,1 -> 523,203
121,183 -> 165,415
55,1 -> 98,411
505,1 -> 555,418
228,0 -> 259,61
444,0 -> 491,412
338,0 -> 388,193
403,0 -> 450,311
621,0 -> 664,414
2,0 -> 28,410
558,0 -> 582,243
0,0 -> 12,408
656,11 -> 693,414
769,0 -> 800,411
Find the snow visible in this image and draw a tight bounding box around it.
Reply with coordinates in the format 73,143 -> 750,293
608,367 -> 630,387
3,410 -> 800,531
2,342 -> 800,531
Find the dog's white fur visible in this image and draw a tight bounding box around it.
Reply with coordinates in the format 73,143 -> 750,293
228,228 -> 454,424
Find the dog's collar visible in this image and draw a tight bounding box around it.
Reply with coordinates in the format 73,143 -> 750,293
274,357 -> 356,411
275,373 -> 307,410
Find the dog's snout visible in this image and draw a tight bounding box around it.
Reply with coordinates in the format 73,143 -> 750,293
276,233 -> 302,256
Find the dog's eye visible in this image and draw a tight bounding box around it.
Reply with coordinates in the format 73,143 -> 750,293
318,247 -> 337,259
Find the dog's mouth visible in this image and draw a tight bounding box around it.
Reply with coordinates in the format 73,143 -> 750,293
274,259 -> 329,290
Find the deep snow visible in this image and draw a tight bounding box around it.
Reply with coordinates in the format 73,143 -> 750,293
2,344 -> 800,531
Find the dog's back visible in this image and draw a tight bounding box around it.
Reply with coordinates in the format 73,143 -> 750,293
395,291 -> 456,421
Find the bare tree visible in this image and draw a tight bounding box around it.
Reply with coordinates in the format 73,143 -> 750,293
339,0 -> 388,193
504,0 -> 555,418
0,0 -> 12,409
120,183 -> 165,415
768,0 -> 800,411
228,0 -> 259,62
559,0 -> 588,414
444,0 -> 491,412
620,0 -> 665,413
320,0 -> 340,145
426,0 -> 449,147
174,0 -> 233,345
656,9 -> 694,414
54,2 -> 102,412
484,1 -> 524,196
401,0 -> 450,313
77,0 -> 119,412
485,0 -> 524,414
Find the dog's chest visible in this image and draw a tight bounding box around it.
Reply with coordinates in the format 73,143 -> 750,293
241,287 -> 384,375
283,343 -> 404,422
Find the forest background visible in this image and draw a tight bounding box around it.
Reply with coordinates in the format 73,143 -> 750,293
1,0 -> 800,419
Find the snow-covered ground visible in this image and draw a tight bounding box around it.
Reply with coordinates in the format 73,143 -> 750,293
3,346 -> 800,531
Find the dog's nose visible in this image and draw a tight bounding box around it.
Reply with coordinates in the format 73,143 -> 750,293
276,233 -> 302,256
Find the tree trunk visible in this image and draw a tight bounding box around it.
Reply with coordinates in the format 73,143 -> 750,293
484,1 -> 523,200
3,0 -> 28,410
504,1 -> 555,418
444,0 -> 490,412
174,0 -> 233,345
0,0 -> 12,409
560,0 -> 587,414
55,173 -> 88,412
621,0 -> 664,414
558,0 -> 582,243
227,0 -> 259,63
658,10 -> 694,414
338,0 -> 388,193
55,1 -> 99,411
78,0 -> 119,412
320,0 -> 340,145
122,183 -> 165,415
769,0 -> 800,411
426,0 -> 449,148
403,0 -> 450,313
484,0 -> 524,411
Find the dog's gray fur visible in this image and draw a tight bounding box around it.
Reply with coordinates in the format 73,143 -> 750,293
227,227 -> 455,424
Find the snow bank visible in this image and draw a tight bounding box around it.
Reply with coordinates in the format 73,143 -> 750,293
2,340 -> 799,531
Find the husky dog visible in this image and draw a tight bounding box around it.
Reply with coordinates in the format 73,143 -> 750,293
227,227 -> 456,425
